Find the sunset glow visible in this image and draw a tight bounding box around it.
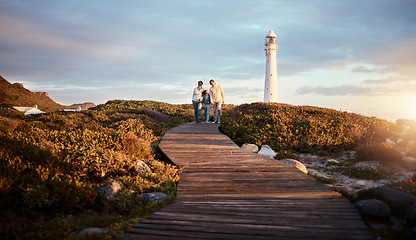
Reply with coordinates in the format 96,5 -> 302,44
0,0 -> 415,122
404,96 -> 416,121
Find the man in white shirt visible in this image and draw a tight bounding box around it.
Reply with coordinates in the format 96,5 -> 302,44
192,81 -> 204,123
208,79 -> 224,124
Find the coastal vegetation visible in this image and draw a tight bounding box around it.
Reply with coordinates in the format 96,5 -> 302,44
219,102 -> 395,156
1,99 -> 413,239
219,102 -> 416,239
0,100 -> 193,240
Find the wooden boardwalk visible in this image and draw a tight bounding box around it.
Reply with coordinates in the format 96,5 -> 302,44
117,122 -> 373,240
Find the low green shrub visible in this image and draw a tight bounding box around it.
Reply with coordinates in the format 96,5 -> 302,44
342,166 -> 387,180
0,116 -> 20,133
356,143 -> 402,166
0,100 -> 186,240
274,150 -> 300,160
220,103 -> 393,156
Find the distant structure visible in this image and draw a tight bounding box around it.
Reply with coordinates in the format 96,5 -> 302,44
264,30 -> 279,103
64,102 -> 96,112
64,106 -> 83,112
13,105 -> 45,115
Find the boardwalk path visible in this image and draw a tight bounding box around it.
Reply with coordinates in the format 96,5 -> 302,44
117,122 -> 373,240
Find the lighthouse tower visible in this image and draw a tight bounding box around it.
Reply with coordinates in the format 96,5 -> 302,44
264,30 -> 278,103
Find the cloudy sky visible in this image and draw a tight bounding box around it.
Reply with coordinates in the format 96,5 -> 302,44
1,0 -> 415,121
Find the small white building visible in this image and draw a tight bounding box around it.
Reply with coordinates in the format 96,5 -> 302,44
13,105 -> 45,115
64,106 -> 83,112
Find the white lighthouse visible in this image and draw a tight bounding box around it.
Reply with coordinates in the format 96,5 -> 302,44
264,30 -> 278,103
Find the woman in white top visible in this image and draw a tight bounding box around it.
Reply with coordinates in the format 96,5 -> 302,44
192,81 -> 204,123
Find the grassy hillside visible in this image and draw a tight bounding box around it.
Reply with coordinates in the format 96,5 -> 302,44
0,75 -> 66,111
0,100 -> 193,240
0,100 -> 398,239
220,102 -> 394,155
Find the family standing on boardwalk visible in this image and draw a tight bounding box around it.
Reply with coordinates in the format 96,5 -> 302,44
192,79 -> 224,124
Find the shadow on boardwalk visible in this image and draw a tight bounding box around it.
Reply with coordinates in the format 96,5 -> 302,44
116,122 -> 373,240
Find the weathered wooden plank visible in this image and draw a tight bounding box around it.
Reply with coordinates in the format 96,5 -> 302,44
137,218 -> 370,235
126,223 -> 371,240
156,209 -> 365,220
150,208 -> 367,221
116,122 -> 373,240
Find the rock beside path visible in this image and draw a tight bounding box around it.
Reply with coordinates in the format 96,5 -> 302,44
143,192 -> 169,203
258,145 -> 276,159
406,203 -> 416,228
308,169 -> 331,181
97,180 -> 124,201
240,143 -> 259,153
280,158 -> 308,174
132,160 -> 152,176
69,227 -> 109,237
352,161 -> 381,173
354,199 -> 391,220
374,186 -> 416,217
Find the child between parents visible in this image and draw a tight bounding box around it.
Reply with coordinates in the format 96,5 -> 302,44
201,90 -> 211,123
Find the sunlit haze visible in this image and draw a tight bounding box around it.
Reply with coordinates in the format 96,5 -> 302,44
1,0 -> 415,122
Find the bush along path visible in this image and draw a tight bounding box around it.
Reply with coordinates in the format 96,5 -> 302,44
116,122 -> 373,240
220,103 -> 416,239
0,100 -> 192,240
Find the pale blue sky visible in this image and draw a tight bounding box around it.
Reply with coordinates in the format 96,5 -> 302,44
1,0 -> 415,121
